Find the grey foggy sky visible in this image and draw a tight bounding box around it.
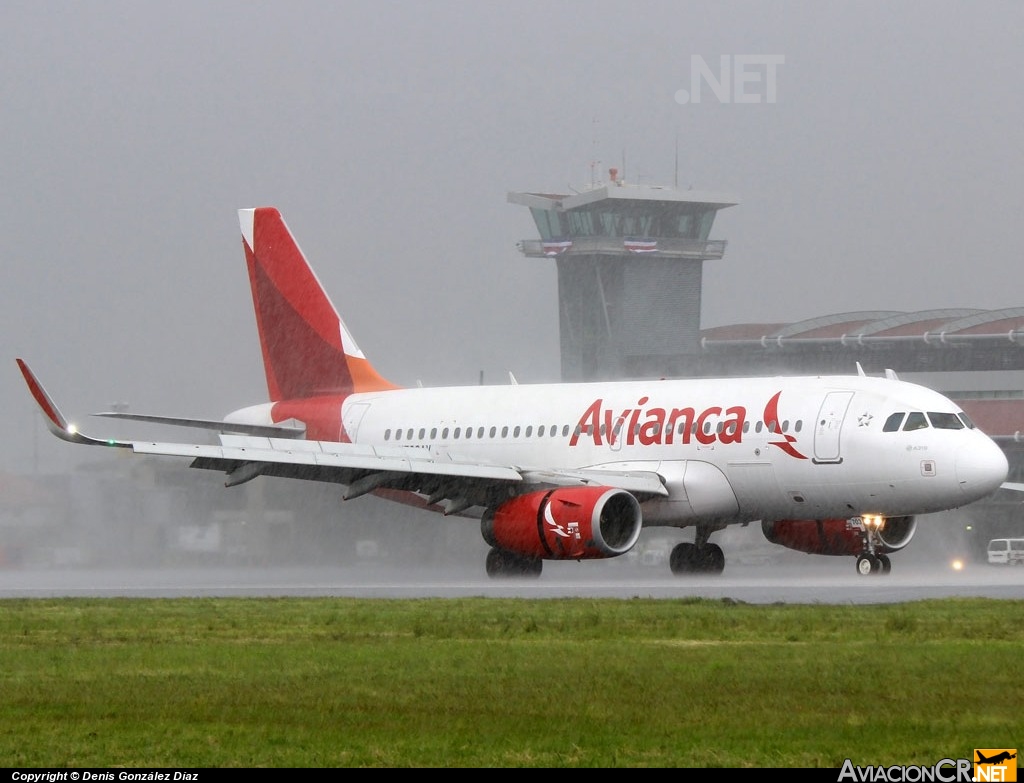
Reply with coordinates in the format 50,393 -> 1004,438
3,0 -> 1023,474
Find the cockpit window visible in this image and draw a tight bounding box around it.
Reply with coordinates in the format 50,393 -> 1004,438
958,412 -> 976,429
927,412 -> 964,430
883,413 -> 905,432
903,412 -> 928,431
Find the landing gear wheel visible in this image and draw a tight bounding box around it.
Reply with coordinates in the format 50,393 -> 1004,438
856,554 -> 877,576
669,542 -> 697,575
701,543 -> 725,574
485,547 -> 543,579
669,542 -> 725,575
876,554 -> 892,574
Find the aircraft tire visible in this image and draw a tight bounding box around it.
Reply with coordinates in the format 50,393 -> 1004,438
876,554 -> 892,574
485,547 -> 543,579
669,542 -> 698,575
856,554 -> 877,576
702,543 -> 725,574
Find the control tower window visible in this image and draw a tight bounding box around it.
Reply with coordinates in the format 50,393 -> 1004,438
567,211 -> 596,236
529,208 -> 565,240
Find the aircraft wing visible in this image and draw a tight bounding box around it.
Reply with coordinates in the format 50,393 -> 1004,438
17,360 -> 668,512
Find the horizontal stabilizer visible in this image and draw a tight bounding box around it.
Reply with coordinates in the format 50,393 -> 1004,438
94,412 -> 305,439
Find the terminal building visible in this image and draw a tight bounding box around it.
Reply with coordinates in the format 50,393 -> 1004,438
511,176 -> 1024,557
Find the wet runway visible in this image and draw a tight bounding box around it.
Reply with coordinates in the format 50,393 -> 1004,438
1,559 -> 1021,603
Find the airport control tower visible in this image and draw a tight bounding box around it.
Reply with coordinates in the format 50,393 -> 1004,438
509,171 -> 737,381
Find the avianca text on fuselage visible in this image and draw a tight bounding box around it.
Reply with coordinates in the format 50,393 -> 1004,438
569,391 -> 808,458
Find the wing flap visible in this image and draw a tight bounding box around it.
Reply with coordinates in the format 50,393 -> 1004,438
519,468 -> 668,497
130,440 -> 525,482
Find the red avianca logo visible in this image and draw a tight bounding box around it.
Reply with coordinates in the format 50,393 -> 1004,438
569,390 -> 808,459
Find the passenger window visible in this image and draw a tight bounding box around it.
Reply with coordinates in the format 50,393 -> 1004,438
489,426 -> 496,438
794,420 -> 802,433
883,413 -> 904,432
927,412 -> 964,430
502,426 -> 509,438
538,425 -> 545,437
903,412 -> 928,431
430,428 -> 437,439
384,429 -> 391,441
525,425 -> 533,437
513,426 -> 521,437
755,421 -> 763,433
395,429 -> 402,441
418,428 -> 425,440
454,427 -> 461,438
563,425 -> 571,437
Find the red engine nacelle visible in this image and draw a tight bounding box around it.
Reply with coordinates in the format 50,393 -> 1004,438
481,486 -> 643,560
761,516 -> 917,556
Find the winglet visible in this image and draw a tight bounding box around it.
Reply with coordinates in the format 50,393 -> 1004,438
15,359 -> 128,448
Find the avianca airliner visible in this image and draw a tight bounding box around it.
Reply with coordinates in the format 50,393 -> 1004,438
16,208 -> 1012,578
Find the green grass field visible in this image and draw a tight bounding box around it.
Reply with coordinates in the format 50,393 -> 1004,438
0,596 -> 1020,767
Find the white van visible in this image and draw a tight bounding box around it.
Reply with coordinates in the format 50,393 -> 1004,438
986,538 -> 1024,565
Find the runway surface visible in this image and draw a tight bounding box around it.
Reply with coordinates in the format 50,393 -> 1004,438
1,559 -> 1021,602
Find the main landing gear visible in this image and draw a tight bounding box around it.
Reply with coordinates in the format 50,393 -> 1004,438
668,527 -> 726,576
669,542 -> 725,574
485,547 -> 543,579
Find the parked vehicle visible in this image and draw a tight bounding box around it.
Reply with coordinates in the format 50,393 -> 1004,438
986,538 -> 1024,565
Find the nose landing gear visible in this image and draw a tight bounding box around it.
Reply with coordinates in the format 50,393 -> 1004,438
855,552 -> 891,576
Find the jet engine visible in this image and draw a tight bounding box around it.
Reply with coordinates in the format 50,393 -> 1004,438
481,486 -> 643,560
761,515 -> 917,556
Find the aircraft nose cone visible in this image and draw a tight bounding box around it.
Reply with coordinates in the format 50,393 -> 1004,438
956,437 -> 1008,501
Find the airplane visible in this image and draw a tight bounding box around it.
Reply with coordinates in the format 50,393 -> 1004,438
16,207 -> 1013,578
976,752 -> 1016,765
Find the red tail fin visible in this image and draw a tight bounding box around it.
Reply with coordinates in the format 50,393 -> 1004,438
239,207 -> 398,401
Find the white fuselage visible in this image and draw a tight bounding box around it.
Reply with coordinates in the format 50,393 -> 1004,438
231,374 -> 1008,529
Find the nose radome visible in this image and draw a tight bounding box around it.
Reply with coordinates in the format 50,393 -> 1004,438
956,438 -> 1008,501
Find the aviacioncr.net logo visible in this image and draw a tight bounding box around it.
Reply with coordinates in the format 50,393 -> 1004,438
838,758 -> 973,782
